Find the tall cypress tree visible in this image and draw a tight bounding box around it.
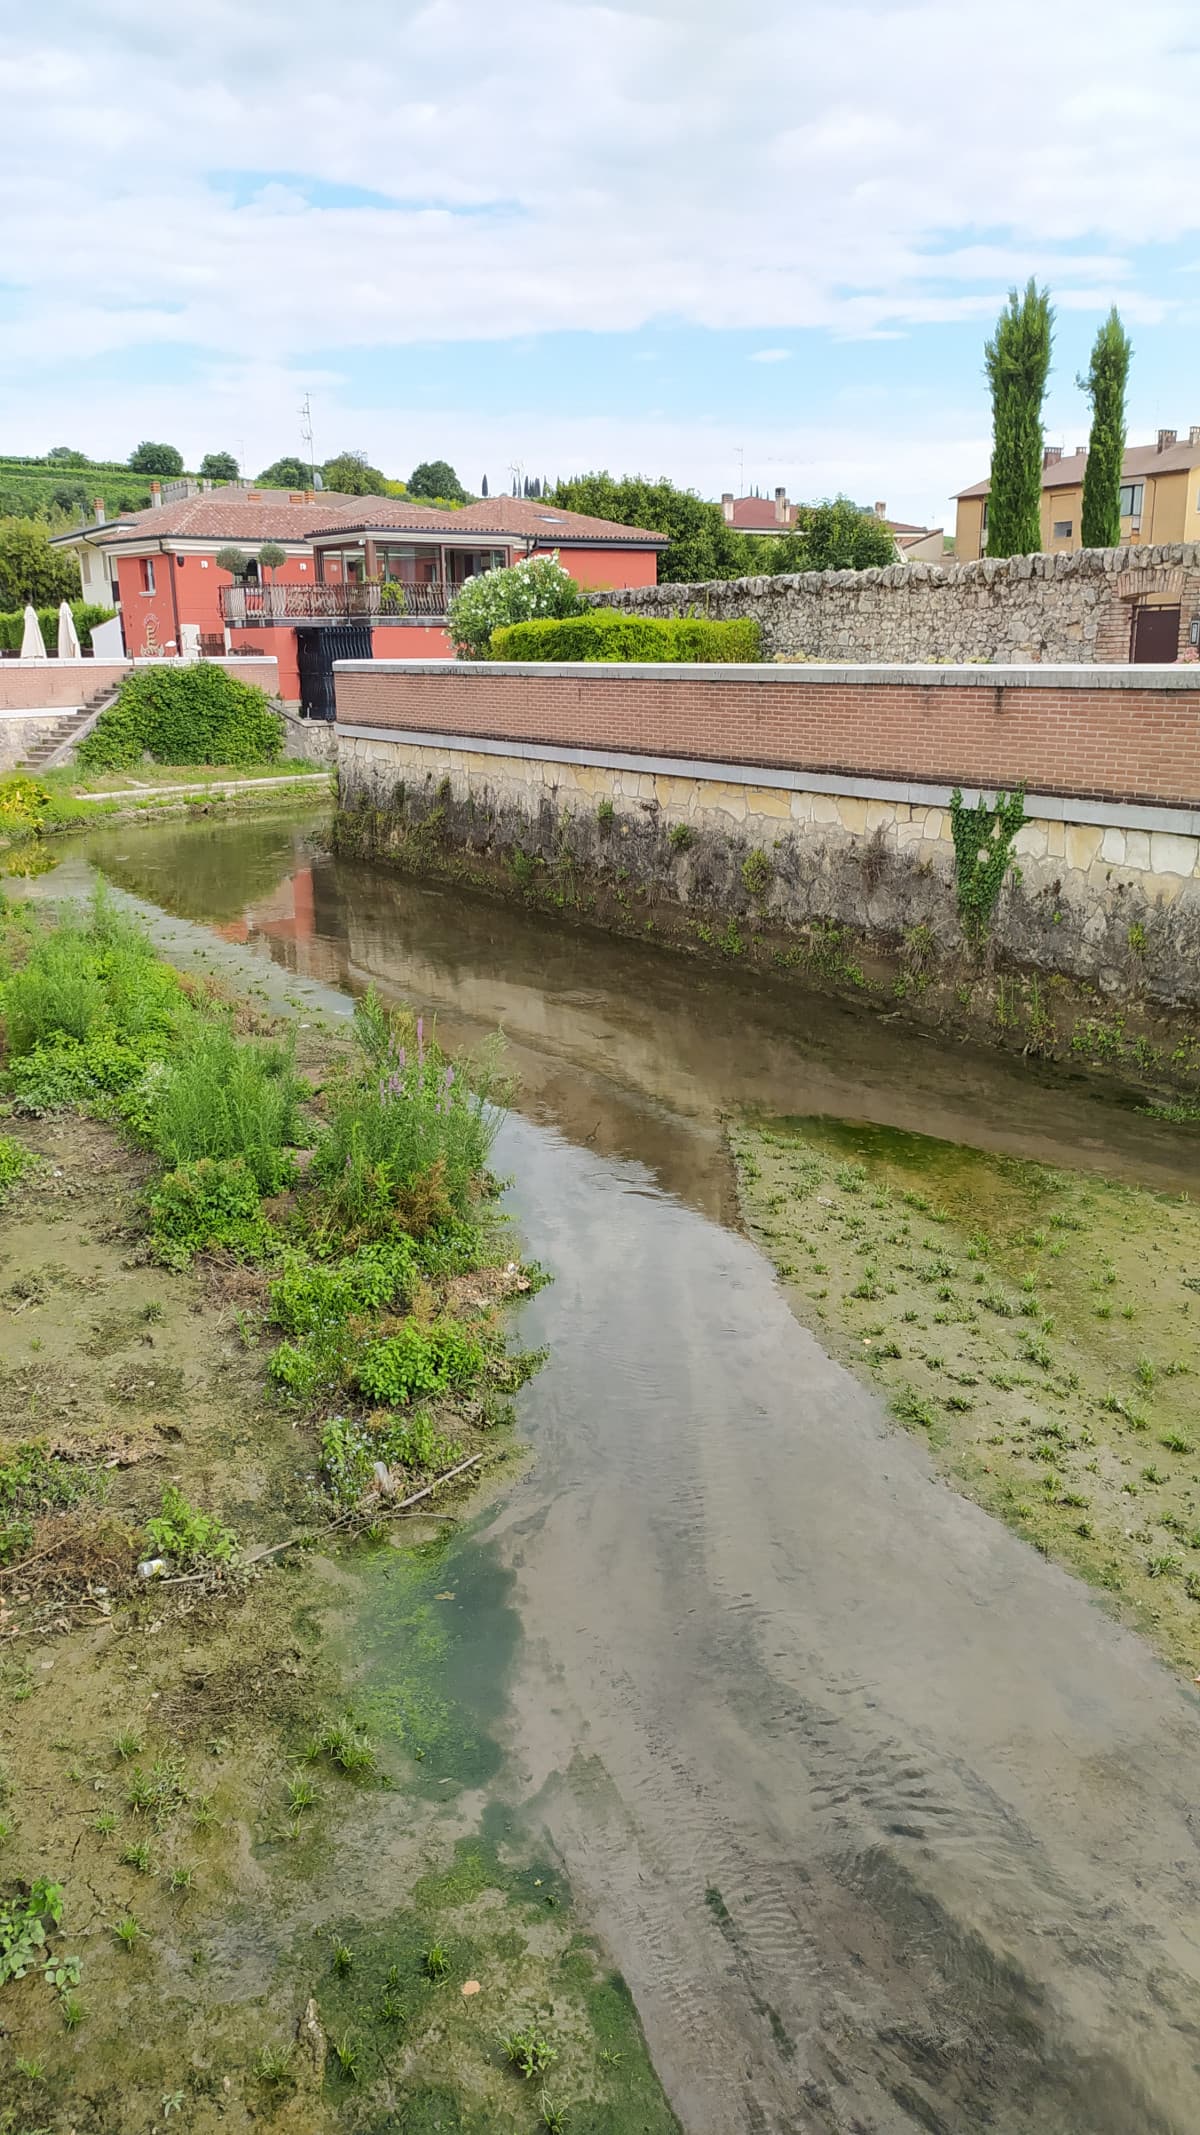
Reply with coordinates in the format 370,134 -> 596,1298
1078,308 -> 1132,550
481,473 -> 489,497
984,279 -> 1054,557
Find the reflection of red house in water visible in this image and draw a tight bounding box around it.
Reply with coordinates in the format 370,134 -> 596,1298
217,864 -> 316,947
54,484 -> 667,719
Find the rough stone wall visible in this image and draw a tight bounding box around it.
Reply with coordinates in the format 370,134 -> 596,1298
593,543 -> 1200,664
337,732 -> 1200,1015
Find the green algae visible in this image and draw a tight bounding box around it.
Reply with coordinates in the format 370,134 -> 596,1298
731,1112 -> 1200,1671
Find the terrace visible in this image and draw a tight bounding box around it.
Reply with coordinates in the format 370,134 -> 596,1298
221,580 -> 450,625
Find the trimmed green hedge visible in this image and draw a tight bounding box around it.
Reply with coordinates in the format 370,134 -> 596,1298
0,601 -> 115,654
76,664 -> 284,773
490,609 -> 761,663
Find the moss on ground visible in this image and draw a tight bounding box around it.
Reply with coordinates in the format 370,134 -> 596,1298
730,1113 -> 1200,1671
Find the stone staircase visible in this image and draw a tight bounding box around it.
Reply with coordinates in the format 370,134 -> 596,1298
20,680 -> 121,772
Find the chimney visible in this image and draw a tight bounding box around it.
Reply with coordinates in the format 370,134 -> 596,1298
1043,445 -> 1062,468
774,485 -> 789,525
721,492 -> 734,523
93,498 -> 105,525
1190,426 -> 1200,447
150,480 -> 161,504
874,500 -> 887,518
1157,428 -> 1177,453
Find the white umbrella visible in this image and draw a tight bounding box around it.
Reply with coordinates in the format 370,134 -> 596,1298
57,600 -> 81,659
20,604 -> 47,659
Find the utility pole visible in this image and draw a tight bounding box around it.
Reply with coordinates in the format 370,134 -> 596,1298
300,394 -> 316,487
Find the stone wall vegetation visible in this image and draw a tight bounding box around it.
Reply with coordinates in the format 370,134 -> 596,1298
596,541 -> 1200,665
334,734 -> 1200,1092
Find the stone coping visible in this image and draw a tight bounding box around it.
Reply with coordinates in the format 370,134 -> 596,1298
0,706 -> 79,721
336,722 -> 1200,838
336,658 -> 1200,691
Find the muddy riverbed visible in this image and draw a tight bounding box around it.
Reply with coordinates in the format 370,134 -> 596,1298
9,809 -> 1200,2135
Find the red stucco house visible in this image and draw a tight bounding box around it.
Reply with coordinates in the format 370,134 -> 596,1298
54,484 -> 667,715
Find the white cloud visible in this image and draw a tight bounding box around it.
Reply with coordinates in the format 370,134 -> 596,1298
0,0 -> 1198,515
749,349 -> 792,363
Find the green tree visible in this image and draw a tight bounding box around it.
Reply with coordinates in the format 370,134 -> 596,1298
983,280 -> 1054,558
199,450 -> 239,481
320,451 -> 388,496
1078,308 -> 1132,550
408,459 -> 467,502
481,473 -> 489,498
258,541 -> 287,581
128,441 -> 185,477
550,473 -> 751,582
0,518 -> 81,608
214,546 -> 250,580
46,446 -> 87,466
759,497 -> 897,575
258,456 -> 311,488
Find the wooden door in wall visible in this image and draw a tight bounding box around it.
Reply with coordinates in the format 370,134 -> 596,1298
1131,603 -> 1180,663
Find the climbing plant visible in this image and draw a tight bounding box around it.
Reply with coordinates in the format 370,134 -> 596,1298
948,787 -> 1026,944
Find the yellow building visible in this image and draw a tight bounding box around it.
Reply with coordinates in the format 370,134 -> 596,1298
954,428 -> 1200,559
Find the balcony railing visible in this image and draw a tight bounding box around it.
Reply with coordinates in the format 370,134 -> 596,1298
221,581 -> 448,625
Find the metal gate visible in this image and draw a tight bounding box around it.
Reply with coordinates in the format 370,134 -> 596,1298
1131,603 -> 1180,663
296,623 -> 373,720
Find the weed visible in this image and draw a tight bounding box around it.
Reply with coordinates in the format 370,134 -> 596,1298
1135,1355 -> 1157,1389
0,1441 -> 96,1566
423,1942 -> 450,1981
596,797 -> 614,826
61,1994 -> 84,2031
355,1318 -> 485,1407
332,1941 -> 354,1975
502,2028 -> 558,2079
741,848 -> 774,901
667,822 -> 694,851
309,1719 -> 377,1778
332,2031 -> 360,2083
145,1486 -> 237,1570
148,1156 -> 274,1267
168,1867 -> 195,1895
893,1386 -> 936,1430
113,1730 -> 143,1762
254,2044 -> 292,2086
949,786 -> 1025,944
1141,1465 -> 1168,1486
286,1774 -> 317,1813
1147,1552 -> 1182,1578
119,1840 -> 154,1874
142,1015 -> 302,1192
540,2094 -> 570,2132
113,1915 -> 143,1949
15,2055 -> 45,2078
191,1794 -> 216,1832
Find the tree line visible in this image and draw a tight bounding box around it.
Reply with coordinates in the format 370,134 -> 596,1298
984,282 -> 1133,557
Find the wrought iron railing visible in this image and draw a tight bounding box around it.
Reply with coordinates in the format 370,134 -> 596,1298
221,581 -> 448,624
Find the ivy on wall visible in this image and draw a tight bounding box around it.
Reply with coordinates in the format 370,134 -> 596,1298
949,786 -> 1026,944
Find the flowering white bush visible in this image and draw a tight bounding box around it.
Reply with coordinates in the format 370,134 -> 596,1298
447,553 -> 586,659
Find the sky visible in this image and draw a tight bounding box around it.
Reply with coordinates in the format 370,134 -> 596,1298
2,1 -> 1199,528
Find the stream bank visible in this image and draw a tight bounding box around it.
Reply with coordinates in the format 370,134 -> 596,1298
0,894 -> 675,2133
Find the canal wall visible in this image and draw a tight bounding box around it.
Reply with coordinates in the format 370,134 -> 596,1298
592,543 -> 1200,665
332,659 -> 1200,1073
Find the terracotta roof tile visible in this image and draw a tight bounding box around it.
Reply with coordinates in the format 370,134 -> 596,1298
86,490 -> 372,545
306,495 -> 668,545
725,497 -> 795,531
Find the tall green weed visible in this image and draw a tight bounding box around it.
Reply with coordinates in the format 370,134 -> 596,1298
142,1015 -> 302,1192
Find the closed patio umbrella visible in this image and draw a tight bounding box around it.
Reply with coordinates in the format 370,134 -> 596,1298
57,600 -> 81,658
20,605 -> 47,659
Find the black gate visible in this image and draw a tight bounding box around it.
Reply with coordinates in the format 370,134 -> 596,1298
296,623 -> 373,721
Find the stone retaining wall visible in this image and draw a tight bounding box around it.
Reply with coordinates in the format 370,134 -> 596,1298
592,542 -> 1200,665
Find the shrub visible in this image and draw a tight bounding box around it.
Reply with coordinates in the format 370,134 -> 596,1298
447,555 -> 586,660
145,1485 -> 237,1569
0,601 -> 114,656
354,1319 -> 485,1406
265,1239 -> 420,1396
490,610 -> 760,663
2,900 -> 181,1060
148,1157 -> 274,1265
312,1012 -> 503,1232
76,664 -> 284,772
0,1134 -> 29,1198
140,1017 -> 302,1191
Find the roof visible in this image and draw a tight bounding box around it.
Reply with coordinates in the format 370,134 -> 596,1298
956,436 -> 1200,500
305,495 -> 668,546
725,496 -> 796,532
58,489 -> 373,547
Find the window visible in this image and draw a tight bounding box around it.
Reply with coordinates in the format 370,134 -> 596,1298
139,558 -> 156,593
1118,482 -> 1144,518
981,501 -> 988,533
1053,520 -> 1073,539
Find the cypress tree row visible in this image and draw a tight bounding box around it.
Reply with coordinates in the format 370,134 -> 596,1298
1078,308 -> 1132,550
984,279 -> 1054,557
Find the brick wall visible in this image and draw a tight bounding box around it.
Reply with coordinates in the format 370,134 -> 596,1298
335,662 -> 1200,811
0,662 -> 128,712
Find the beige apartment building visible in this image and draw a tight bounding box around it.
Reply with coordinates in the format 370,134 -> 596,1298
955,427 -> 1200,559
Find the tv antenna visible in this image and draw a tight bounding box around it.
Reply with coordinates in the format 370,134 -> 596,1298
300,394 -> 316,485
508,460 -> 524,498
735,444 -> 745,496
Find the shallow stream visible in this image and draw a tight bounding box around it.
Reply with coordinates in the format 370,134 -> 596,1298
44,811 -> 1200,2135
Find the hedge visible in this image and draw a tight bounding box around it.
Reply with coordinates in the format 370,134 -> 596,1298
0,601 -> 115,655
76,664 -> 284,773
489,609 -> 761,663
